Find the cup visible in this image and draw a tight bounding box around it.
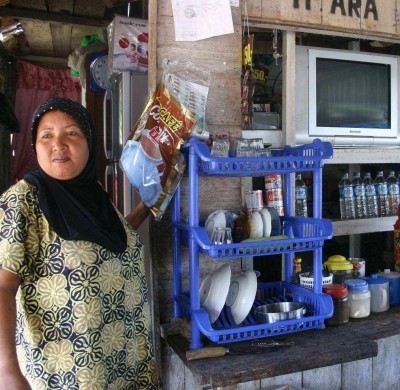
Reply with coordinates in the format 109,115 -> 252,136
211,138 -> 229,157
211,227 -> 233,245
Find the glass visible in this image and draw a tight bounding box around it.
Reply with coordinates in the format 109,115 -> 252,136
255,149 -> 271,157
211,227 -> 233,245
211,138 -> 229,157
236,147 -> 255,157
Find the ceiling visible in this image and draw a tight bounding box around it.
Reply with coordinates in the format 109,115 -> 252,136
0,0 -> 147,63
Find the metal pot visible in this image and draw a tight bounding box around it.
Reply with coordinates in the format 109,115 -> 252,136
254,302 -> 306,324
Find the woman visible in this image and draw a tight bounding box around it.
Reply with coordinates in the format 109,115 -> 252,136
0,98 -> 161,389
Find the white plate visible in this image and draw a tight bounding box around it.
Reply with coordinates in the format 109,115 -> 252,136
226,270 -> 257,324
249,211 -> 263,238
259,208 -> 272,237
200,264 -> 231,323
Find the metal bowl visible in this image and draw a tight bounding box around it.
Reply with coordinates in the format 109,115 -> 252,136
254,302 -> 306,324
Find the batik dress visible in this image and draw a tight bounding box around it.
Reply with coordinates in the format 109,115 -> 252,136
0,180 -> 160,389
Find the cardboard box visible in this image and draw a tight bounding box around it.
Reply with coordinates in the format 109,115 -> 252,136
107,15 -> 148,75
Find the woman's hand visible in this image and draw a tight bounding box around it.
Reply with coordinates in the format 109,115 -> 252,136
125,201 -> 150,229
0,270 -> 29,389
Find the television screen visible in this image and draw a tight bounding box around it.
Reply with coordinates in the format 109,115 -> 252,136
316,58 -> 391,130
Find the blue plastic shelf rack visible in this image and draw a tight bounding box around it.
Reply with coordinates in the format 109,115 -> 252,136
172,138 -> 334,350
175,282 -> 333,344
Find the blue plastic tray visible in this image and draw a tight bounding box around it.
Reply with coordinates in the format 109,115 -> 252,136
174,216 -> 333,259
182,138 -> 333,177
175,281 -> 333,344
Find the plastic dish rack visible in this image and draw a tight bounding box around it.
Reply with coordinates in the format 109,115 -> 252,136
175,282 -> 333,344
172,138 -> 334,349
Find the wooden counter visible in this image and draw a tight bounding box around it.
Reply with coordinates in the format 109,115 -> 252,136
163,306 -> 400,389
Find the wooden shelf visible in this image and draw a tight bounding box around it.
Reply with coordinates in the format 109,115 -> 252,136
327,147 -> 400,165
332,216 -> 397,236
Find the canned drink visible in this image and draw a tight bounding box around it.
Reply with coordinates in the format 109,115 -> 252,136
265,174 -> 283,189
245,191 -> 254,209
270,206 -> 284,216
266,188 -> 283,203
348,258 -> 366,278
253,190 -> 264,209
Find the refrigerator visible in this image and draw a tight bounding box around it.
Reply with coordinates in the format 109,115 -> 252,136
103,71 -> 151,270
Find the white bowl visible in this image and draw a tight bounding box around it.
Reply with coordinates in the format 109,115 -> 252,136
225,270 -> 258,324
249,211 -> 263,238
200,264 -> 231,323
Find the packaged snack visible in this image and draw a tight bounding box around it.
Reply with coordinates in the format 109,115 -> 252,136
107,15 -> 148,75
120,82 -> 197,220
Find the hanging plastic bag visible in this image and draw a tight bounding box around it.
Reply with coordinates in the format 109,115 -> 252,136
120,82 -> 197,220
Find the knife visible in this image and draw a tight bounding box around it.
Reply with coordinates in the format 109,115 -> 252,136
186,342 -> 293,361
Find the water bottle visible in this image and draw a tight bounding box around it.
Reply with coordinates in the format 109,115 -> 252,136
387,170 -> 399,216
295,173 -> 308,217
374,171 -> 389,217
352,172 -> 366,219
339,173 -> 355,220
363,172 -> 378,218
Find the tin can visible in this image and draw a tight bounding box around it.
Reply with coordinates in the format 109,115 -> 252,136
245,190 -> 264,211
348,258 -> 366,278
265,174 -> 283,189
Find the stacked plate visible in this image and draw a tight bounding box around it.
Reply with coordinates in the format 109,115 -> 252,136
199,264 -> 258,325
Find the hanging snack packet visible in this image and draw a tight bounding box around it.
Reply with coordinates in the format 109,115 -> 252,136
120,82 -> 197,220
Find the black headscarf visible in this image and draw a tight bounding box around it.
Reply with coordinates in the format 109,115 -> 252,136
24,97 -> 127,253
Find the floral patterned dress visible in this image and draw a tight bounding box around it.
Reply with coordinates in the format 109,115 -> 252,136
0,180 -> 160,389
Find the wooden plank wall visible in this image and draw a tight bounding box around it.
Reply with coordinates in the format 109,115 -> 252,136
247,0 -> 399,40
153,1 -> 243,326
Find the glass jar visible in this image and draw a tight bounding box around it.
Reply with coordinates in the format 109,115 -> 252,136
323,284 -> 349,326
323,255 -> 353,284
343,279 -> 371,318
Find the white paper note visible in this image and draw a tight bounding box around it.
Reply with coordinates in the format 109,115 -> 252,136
171,0 -> 234,42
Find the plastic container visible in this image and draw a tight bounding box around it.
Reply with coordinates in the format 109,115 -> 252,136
343,279 -> 371,318
364,274 -> 390,312
377,269 -> 400,306
299,273 -> 333,290
323,284 -> 349,326
324,255 -> 353,284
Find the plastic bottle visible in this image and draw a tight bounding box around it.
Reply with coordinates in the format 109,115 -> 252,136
363,172 -> 378,218
339,173 -> 355,220
387,170 -> 399,216
352,172 -> 366,219
292,256 -> 302,284
295,173 -> 308,217
374,171 -> 389,217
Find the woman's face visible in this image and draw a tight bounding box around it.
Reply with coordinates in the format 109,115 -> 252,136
35,110 -> 89,180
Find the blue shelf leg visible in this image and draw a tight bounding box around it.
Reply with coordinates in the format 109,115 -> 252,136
172,188 -> 182,318
188,144 -> 203,350
313,168 -> 322,293
283,172 -> 294,284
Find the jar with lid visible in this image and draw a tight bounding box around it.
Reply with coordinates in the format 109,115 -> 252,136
322,284 -> 349,326
343,279 -> 371,318
323,255 -> 353,284
364,274 -> 390,312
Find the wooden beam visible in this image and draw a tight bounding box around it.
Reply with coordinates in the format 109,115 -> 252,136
0,7 -> 109,28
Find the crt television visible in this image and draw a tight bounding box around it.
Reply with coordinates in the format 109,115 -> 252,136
295,46 -> 399,147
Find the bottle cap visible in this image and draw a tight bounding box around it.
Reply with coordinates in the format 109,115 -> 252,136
343,279 -> 368,292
